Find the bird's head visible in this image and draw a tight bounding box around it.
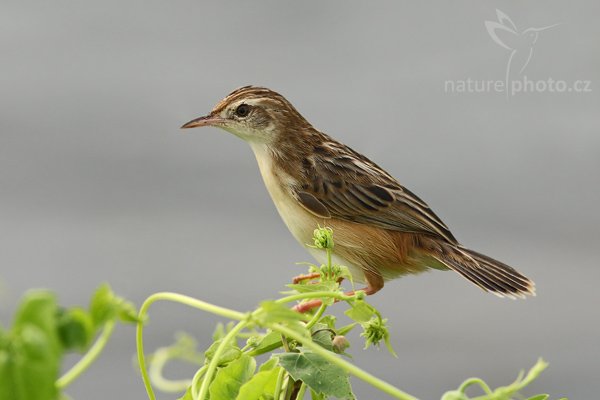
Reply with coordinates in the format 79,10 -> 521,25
181,86 -> 312,144
522,23 -> 562,45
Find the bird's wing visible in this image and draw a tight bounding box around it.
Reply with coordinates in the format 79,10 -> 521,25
294,142 -> 458,243
485,20 -> 519,50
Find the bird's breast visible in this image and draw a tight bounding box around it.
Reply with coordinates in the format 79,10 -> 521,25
250,143 -> 320,246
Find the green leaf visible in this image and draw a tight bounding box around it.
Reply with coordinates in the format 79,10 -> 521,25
337,322 -> 357,336
276,347 -> 354,399
204,340 -> 242,366
311,324 -> 334,351
318,315 -> 337,330
12,291 -> 61,350
256,301 -> 308,325
3,325 -> 61,400
258,357 -> 279,372
255,301 -> 310,338
344,300 -> 375,323
527,395 -> 550,400
236,366 -> 281,400
1,291 -> 63,400
90,284 -> 115,326
0,339 -> 13,400
56,307 -> 95,351
310,389 -> 326,400
116,299 -> 139,323
286,282 -> 339,294
90,284 -> 138,327
247,330 -> 282,357
209,354 -> 256,399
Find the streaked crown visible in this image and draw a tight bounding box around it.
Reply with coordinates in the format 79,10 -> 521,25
208,86 -> 313,142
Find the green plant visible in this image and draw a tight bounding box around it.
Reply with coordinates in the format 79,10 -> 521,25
135,227 -> 562,400
0,284 -> 137,400
0,227 -> 565,400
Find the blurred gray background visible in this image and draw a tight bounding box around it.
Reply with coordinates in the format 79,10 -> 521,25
1,1 -> 598,399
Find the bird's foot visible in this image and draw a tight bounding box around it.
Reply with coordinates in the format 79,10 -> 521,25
292,286 -> 377,313
291,272 -> 321,284
292,299 -> 323,313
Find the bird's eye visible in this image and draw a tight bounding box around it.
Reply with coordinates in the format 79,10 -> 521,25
235,104 -> 250,117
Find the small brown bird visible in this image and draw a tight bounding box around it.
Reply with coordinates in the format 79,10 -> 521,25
182,86 -> 535,301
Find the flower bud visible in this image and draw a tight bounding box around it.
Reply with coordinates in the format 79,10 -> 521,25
312,227 -> 334,249
246,335 -> 260,348
332,335 -> 350,353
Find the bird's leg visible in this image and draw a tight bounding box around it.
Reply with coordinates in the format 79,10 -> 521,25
292,271 -> 384,313
292,299 -> 324,313
290,276 -> 342,313
291,284 -> 377,313
343,269 -> 384,297
291,272 -> 322,284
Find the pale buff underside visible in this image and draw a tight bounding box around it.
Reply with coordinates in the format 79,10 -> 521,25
250,143 -> 430,285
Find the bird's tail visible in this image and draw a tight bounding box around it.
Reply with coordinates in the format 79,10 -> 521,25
428,242 -> 535,299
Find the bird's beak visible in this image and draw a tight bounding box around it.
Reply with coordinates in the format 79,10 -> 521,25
180,114 -> 224,129
534,22 -> 563,32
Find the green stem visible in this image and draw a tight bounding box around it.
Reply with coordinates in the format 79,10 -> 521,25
458,378 -> 492,395
273,367 -> 286,399
189,365 -> 208,398
149,347 -> 197,393
295,382 -> 307,399
240,342 -> 253,352
470,359 -> 548,400
268,323 -> 418,400
196,319 -> 249,400
305,303 -> 327,330
136,292 -> 247,400
56,319 -> 116,389
283,375 -> 293,400
275,291 -> 354,305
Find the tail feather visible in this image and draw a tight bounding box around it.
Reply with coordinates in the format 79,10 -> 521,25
432,244 -> 535,299
468,249 -> 533,291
